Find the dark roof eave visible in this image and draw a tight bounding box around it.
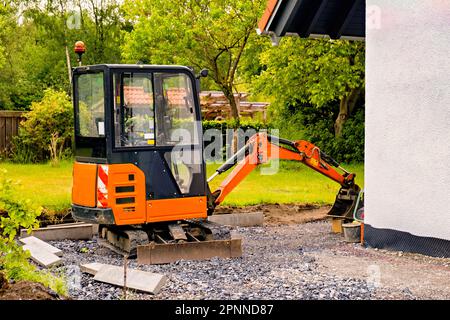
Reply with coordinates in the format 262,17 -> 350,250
257,0 -> 365,40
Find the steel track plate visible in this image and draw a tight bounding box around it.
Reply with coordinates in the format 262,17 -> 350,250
137,238 -> 242,265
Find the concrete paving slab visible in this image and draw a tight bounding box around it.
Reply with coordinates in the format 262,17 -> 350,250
93,265 -> 167,294
20,223 -> 93,241
208,212 -> 264,227
19,236 -> 63,257
22,244 -> 62,268
46,222 -> 86,228
80,262 -> 105,276
46,222 -> 99,235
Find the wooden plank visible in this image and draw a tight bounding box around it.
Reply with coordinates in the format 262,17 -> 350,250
0,111 -> 24,117
11,116 -> 18,137
93,265 -> 167,294
19,236 -> 63,257
0,117 -> 5,152
331,218 -> 344,234
4,117 -> 12,150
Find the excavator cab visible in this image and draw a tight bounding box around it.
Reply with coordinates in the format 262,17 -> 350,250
71,65 -> 208,226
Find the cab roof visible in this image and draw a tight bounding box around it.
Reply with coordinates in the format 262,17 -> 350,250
73,64 -> 194,73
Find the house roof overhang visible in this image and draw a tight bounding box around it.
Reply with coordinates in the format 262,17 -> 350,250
258,0 -> 365,41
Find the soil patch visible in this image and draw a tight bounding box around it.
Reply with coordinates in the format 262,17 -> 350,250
215,203 -> 331,225
0,272 -> 61,300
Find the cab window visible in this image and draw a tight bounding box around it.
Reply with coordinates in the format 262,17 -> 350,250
113,71 -> 198,148
76,72 -> 105,137
154,73 -> 199,146
114,73 -> 155,147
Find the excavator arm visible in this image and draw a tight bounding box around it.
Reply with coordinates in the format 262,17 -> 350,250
207,133 -> 361,219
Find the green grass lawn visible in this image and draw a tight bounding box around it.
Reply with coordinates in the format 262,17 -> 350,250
207,161 -> 364,206
0,159 -> 364,213
0,160 -> 73,214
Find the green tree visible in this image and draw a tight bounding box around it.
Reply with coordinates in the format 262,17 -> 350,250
121,0 -> 266,121
0,4 -> 7,69
0,0 -> 125,110
254,37 -> 365,137
23,0 -> 124,85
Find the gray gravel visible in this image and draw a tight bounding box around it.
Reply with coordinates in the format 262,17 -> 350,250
45,221 -> 420,300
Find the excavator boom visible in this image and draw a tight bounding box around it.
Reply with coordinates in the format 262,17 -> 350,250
207,133 -> 361,220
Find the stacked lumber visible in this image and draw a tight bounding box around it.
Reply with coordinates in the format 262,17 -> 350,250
199,91 -> 269,120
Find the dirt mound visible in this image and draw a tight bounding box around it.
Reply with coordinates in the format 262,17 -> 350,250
215,203 -> 331,225
0,272 -> 61,300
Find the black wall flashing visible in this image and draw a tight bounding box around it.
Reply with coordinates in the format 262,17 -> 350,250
364,224 -> 450,258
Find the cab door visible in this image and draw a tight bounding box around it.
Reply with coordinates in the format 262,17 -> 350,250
109,69 -> 207,223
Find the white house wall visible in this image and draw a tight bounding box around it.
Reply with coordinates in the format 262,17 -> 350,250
365,0 -> 450,243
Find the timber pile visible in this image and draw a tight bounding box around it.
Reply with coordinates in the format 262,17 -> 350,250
199,91 -> 269,120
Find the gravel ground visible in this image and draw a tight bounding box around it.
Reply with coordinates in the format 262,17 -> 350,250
44,220 -> 450,300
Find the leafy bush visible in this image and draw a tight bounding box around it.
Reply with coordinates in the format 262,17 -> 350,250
0,169 -> 67,295
302,108 -> 364,163
11,89 -> 73,164
202,119 -> 272,160
202,119 -> 271,132
270,100 -> 364,163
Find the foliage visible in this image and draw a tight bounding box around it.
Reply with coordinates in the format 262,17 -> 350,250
0,0 -> 124,111
0,171 -> 41,241
335,108 -> 365,163
122,0 -> 267,120
250,36 -> 365,161
269,97 -> 364,163
254,36 -> 365,137
0,169 -> 67,295
0,5 -> 8,69
302,107 -> 365,163
0,0 -> 366,164
255,37 -> 364,110
11,89 -> 73,163
202,119 -> 270,132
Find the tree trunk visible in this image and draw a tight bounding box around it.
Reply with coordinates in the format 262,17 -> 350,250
334,88 -> 361,137
222,86 -> 240,121
222,85 -> 240,153
65,45 -> 72,87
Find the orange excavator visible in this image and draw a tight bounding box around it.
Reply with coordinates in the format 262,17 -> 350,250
70,62 -> 361,263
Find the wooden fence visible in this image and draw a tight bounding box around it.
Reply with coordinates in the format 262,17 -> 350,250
0,111 -> 25,155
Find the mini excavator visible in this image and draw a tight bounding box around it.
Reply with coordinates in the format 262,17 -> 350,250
71,60 -> 361,263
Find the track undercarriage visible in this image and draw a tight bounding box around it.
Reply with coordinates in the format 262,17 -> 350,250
98,220 -> 242,264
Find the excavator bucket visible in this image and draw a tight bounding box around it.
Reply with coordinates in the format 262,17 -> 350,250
327,185 -> 362,220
